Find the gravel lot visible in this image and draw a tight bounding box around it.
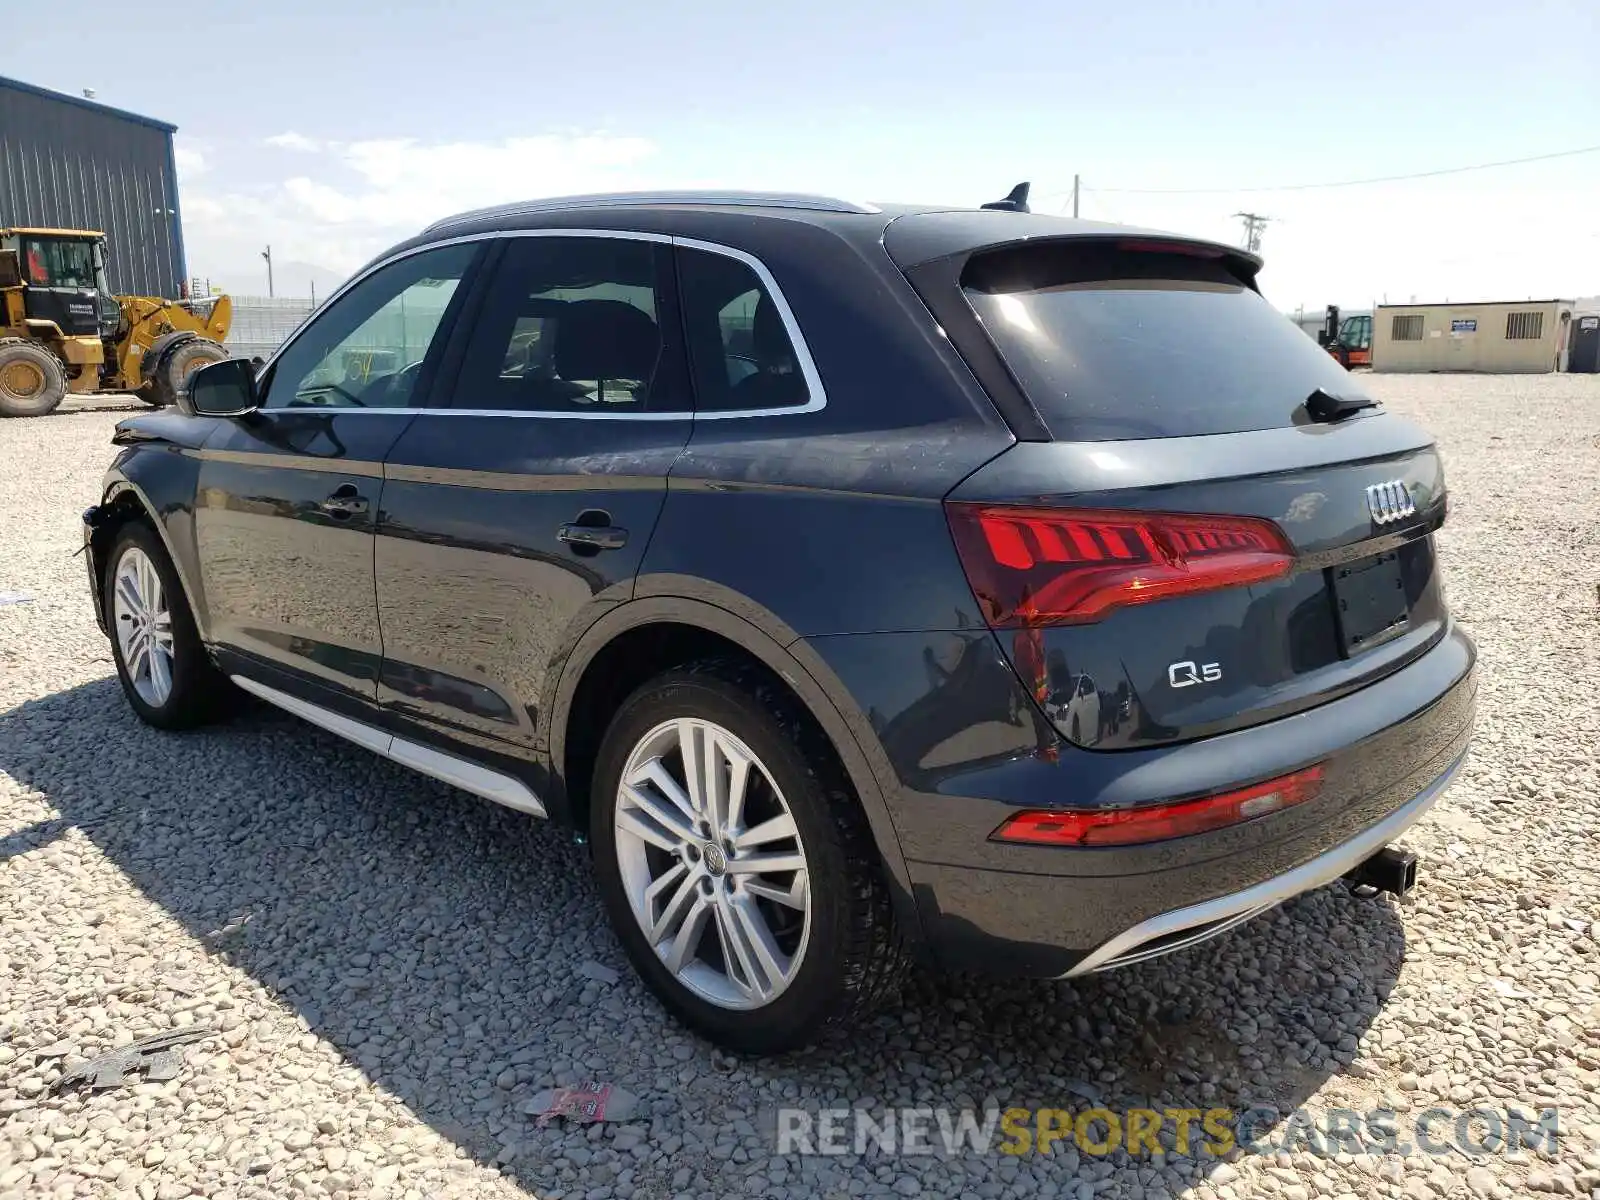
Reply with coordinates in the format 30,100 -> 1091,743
3,375 -> 1599,1200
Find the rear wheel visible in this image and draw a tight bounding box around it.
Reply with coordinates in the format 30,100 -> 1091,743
0,338 -> 68,417
590,660 -> 905,1053
104,523 -> 233,729
146,338 -> 228,407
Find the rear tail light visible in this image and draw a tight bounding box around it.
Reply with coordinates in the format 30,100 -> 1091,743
992,765 -> 1325,847
945,503 -> 1294,627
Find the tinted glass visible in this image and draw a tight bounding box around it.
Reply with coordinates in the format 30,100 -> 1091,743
449,236 -> 679,412
962,242 -> 1367,440
677,246 -> 809,412
260,242 -> 476,410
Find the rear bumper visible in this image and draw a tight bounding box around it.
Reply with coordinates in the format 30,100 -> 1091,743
1061,746 -> 1463,977
803,620 -> 1476,978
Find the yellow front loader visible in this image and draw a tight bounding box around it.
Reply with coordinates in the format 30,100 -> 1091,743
0,227 -> 231,417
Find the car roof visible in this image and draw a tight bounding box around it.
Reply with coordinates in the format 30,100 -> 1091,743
391,190 -> 1261,281
423,191 -> 886,233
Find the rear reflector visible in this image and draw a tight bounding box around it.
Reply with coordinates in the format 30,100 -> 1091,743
946,504 -> 1294,627
992,765 -> 1325,847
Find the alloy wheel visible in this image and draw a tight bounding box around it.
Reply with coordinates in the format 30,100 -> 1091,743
613,717 -> 811,1010
112,546 -> 176,707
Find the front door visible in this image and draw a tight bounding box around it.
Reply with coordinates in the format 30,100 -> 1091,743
18,234 -> 101,338
194,241 -> 483,705
374,233 -> 693,755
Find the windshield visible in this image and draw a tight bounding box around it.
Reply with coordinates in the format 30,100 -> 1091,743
962,241 -> 1369,440
22,237 -> 98,289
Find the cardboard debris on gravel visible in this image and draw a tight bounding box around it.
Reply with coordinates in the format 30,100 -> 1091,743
523,1081 -> 641,1126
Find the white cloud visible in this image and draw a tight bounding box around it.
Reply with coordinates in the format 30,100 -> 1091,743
172,140 -> 207,180
182,131 -> 661,295
320,133 -> 659,228
264,132 -> 323,153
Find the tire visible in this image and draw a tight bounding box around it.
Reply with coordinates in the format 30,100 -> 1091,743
0,338 -> 68,417
103,522 -> 233,730
148,338 -> 228,407
590,659 -> 906,1054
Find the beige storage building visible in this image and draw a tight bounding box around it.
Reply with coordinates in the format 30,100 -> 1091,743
1372,300 -> 1575,373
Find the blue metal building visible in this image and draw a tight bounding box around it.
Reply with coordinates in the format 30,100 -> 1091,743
0,75 -> 185,299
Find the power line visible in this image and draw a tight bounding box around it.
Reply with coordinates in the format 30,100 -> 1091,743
1072,183 -> 1118,223
1235,212 -> 1269,252
1090,143 -> 1600,195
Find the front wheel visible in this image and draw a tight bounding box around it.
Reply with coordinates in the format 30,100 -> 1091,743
104,524 -> 233,729
590,661 -> 905,1054
0,338 -> 68,417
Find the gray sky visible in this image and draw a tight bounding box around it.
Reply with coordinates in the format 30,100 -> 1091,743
15,0 -> 1600,306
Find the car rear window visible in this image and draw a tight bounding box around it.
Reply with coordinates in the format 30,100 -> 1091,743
961,240 -> 1367,440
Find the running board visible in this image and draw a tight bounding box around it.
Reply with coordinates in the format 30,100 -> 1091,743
229,675 -> 548,819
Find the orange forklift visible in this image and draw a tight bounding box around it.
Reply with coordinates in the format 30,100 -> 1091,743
1318,304 -> 1372,368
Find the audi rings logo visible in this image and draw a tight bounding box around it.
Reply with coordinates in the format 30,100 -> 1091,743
1365,480 -> 1415,525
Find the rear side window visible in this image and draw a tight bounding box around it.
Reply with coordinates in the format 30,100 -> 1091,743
448,236 -> 684,412
962,241 -> 1366,440
677,246 -> 811,412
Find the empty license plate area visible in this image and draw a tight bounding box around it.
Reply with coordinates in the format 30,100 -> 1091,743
1331,550 -> 1410,655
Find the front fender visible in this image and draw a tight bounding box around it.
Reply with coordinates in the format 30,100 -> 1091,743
91,442 -> 210,641
545,590 -> 924,950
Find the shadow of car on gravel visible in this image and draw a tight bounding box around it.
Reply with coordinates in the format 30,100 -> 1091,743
0,679 -> 1404,1195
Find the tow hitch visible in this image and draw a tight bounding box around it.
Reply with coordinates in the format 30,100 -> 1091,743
1344,845 -> 1419,897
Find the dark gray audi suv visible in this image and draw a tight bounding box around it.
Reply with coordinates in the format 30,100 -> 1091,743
84,189 -> 1475,1053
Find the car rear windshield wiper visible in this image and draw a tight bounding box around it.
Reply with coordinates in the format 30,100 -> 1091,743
1304,387 -> 1379,424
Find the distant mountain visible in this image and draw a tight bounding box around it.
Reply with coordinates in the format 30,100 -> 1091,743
193,260 -> 352,302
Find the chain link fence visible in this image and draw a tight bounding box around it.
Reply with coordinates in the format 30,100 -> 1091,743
225,296 -> 316,361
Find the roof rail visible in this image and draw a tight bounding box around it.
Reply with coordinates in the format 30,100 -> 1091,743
426,190 -> 881,233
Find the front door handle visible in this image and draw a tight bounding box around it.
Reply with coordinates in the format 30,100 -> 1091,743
558,522 -> 628,551
319,484 -> 369,519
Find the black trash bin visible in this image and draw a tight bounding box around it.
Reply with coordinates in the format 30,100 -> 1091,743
1568,314 -> 1600,373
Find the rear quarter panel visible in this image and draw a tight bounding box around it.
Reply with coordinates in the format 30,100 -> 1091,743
637,210 -> 1016,637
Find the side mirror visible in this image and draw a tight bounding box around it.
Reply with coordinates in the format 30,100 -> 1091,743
183,357 -> 259,417
0,249 -> 20,289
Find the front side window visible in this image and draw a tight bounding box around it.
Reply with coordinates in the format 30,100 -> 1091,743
448,236 -> 677,412
21,237 -> 96,288
259,242 -> 478,410
678,247 -> 810,412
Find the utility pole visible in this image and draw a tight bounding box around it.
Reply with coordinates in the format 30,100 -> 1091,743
1072,174 -> 1080,219
261,245 -> 274,298
1234,212 -> 1269,253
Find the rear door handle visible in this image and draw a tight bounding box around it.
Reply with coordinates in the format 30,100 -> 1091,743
558,523 -> 628,551
319,484 -> 369,519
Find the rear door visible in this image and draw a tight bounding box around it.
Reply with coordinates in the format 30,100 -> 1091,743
373,232 -> 692,754
903,235 -> 1451,749
194,241 -> 481,705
